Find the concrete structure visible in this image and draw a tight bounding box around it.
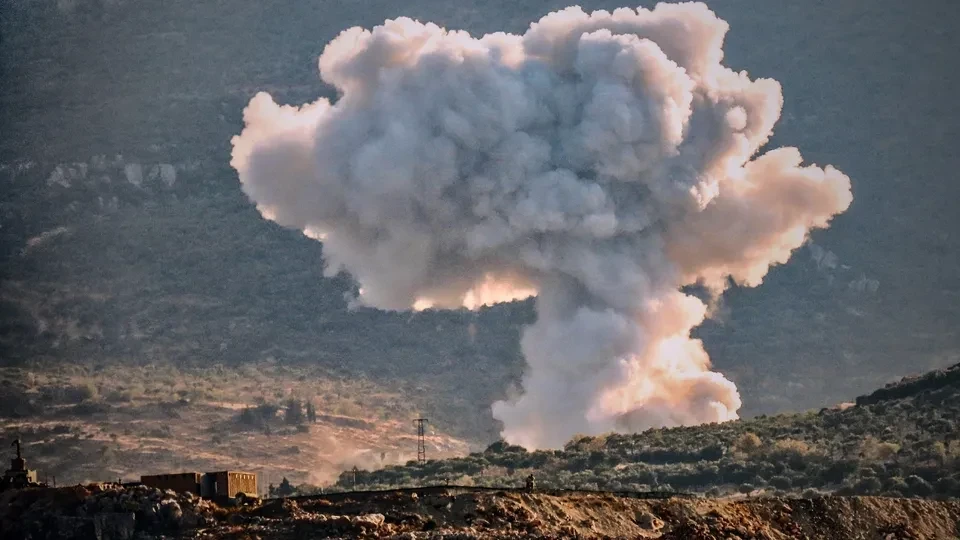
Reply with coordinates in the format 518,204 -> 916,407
140,472 -> 202,494
139,470 -> 257,498
201,471 -> 258,498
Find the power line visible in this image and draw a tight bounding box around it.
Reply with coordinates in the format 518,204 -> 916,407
413,418 -> 428,464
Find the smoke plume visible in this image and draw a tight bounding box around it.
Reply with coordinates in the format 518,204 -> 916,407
231,3 -> 852,449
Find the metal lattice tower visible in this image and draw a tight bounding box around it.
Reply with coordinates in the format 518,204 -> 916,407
414,418 -> 428,464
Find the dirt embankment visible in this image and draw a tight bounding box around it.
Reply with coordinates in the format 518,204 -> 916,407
235,490 -> 960,539
2,485 -> 958,539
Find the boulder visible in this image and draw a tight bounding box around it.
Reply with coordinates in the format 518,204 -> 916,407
159,500 -> 183,524
636,511 -> 664,531
353,513 -> 386,529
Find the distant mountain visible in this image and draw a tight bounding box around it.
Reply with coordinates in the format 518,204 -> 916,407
336,362 -> 960,498
0,0 -> 958,441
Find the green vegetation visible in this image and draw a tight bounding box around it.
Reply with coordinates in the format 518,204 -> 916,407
335,364 -> 960,499
0,361 -> 423,427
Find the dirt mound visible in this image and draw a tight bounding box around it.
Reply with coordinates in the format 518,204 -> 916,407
3,486 -> 958,539
211,491 -> 960,539
190,489 -> 960,539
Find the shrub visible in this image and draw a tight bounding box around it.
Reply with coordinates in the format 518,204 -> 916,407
860,437 -> 900,461
934,477 -> 959,495
72,383 -> 99,402
853,476 -> 882,494
736,433 -> 763,455
770,439 -> 811,460
905,475 -> 933,497
769,475 -> 792,490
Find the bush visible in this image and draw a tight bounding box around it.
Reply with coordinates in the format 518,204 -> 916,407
906,475 -> 933,497
238,403 -> 279,428
71,383 -> 99,402
853,476 -> 882,494
736,433 -> 763,455
484,440 -> 527,454
769,475 -> 792,490
934,477 -> 959,495
860,437 -> 900,461
770,439 -> 814,468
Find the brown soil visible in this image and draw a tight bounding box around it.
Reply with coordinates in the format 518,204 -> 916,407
190,488 -> 960,539
4,485 -> 958,539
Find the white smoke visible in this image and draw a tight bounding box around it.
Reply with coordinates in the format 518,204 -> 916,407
230,3 -> 852,449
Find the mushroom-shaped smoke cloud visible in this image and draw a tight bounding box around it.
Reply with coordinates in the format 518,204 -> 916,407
231,3 -> 852,449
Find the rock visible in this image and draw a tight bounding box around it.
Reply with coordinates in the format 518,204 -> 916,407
179,509 -> 201,529
159,500 -> 183,524
636,511 -> 664,531
353,513 -> 386,529
93,513 -> 136,540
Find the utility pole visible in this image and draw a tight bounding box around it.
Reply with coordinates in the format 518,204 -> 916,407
413,418 -> 428,464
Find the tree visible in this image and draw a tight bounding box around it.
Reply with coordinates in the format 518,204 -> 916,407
277,477 -> 295,497
306,401 -> 317,423
285,399 -> 304,425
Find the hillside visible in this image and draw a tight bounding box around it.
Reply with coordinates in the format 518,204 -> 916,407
0,363 -> 471,487
336,363 -> 960,499
3,365 -> 959,539
0,0 -> 958,444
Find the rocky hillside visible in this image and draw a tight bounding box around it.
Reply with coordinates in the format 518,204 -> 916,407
1,0 -> 958,443
338,363 -> 960,499
0,362 -> 472,487
3,484 -> 960,539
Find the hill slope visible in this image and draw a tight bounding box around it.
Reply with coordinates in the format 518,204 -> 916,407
338,363 -> 960,499
0,362 -> 472,487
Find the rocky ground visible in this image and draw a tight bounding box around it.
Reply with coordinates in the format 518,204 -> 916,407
2,485 -> 958,539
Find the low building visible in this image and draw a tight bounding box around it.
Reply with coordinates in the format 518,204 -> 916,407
139,470 -> 257,498
201,471 -> 258,498
140,472 -> 202,494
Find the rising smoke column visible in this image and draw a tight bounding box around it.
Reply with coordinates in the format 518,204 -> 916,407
231,3 -> 853,449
